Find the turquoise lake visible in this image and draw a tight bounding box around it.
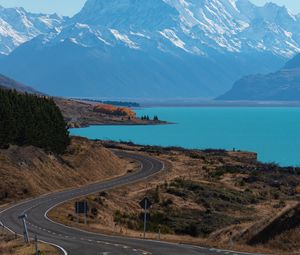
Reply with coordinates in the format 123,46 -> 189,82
70,107 -> 300,166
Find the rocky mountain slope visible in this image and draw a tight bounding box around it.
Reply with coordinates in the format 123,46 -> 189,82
217,53 -> 300,101
0,0 -> 300,98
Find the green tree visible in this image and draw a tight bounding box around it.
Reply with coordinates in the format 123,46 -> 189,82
0,89 -> 70,154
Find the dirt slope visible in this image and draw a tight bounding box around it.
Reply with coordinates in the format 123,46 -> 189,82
0,137 -> 127,205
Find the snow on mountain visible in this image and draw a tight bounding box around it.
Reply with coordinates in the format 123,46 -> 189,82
0,5 -> 65,54
29,0 -> 298,58
1,0 -> 299,57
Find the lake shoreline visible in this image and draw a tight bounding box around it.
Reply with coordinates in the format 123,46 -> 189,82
71,107 -> 300,167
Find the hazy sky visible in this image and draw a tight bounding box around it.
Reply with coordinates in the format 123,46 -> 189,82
0,0 -> 299,16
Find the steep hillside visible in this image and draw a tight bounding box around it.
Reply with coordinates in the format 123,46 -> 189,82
0,137 -> 128,205
1,0 -> 300,98
217,53 -> 300,101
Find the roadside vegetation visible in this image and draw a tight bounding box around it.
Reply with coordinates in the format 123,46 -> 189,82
50,142 -> 300,254
0,228 -> 59,255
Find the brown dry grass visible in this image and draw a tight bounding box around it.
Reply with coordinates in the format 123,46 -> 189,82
0,228 -> 58,255
0,137 -> 127,205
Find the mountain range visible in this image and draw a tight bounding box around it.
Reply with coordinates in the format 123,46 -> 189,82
0,5 -> 65,55
0,0 -> 300,99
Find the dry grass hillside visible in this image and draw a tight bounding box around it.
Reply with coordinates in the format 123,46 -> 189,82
0,137 -> 129,206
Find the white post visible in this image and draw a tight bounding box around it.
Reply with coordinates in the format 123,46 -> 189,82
143,200 -> 147,239
158,226 -> 161,241
21,217 -> 29,243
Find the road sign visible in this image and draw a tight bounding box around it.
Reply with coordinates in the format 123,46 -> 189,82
139,197 -> 152,210
75,201 -> 89,214
18,214 -> 27,220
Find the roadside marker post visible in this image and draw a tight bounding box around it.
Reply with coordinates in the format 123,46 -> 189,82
139,197 -> 152,239
77,201 -> 79,223
84,201 -> 87,225
18,214 -> 29,244
0,220 -> 4,232
35,235 -> 39,255
143,199 -> 147,239
158,225 -> 161,241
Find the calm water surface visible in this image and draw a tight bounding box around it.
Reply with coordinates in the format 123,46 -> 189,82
70,107 -> 300,166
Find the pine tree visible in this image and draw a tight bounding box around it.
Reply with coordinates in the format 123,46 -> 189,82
0,89 -> 70,154
153,116 -> 159,121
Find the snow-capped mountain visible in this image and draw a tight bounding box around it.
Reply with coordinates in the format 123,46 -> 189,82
0,5 -> 65,54
5,0 -> 297,57
0,0 -> 300,98
59,0 -> 300,57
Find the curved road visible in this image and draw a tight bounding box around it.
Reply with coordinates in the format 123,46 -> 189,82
0,151 -> 264,255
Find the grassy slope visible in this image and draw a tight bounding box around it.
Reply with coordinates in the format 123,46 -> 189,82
0,137 -> 127,205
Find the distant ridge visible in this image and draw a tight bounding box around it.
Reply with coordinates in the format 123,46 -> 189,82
0,73 -> 40,94
217,53 -> 300,101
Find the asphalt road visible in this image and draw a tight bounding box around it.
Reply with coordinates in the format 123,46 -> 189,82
0,151 -> 265,255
